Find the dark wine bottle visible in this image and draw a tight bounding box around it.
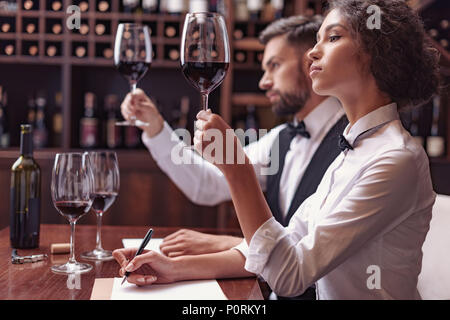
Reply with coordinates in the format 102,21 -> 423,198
33,92 -> 49,148
80,92 -> 99,148
0,86 -> 10,147
104,94 -> 122,148
10,124 -> 41,249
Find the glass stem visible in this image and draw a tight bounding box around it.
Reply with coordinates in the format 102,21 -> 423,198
69,221 -> 76,265
201,93 -> 209,111
95,211 -> 104,251
130,82 -> 137,93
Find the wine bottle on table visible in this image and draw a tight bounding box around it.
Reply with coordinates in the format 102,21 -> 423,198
10,124 -> 41,249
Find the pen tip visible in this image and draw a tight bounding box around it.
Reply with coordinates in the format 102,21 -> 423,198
121,277 -> 127,285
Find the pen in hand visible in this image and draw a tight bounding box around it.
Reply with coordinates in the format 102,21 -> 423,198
121,228 -> 153,285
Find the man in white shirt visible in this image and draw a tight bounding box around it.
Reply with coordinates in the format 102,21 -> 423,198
121,15 -> 346,299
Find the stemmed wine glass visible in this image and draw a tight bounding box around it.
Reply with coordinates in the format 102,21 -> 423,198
114,23 -> 152,127
180,12 -> 230,148
51,153 -> 93,274
81,151 -> 120,261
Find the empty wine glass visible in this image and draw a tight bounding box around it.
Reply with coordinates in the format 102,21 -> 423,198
180,12 -> 230,148
81,151 -> 120,261
114,23 -> 152,127
51,152 -> 93,274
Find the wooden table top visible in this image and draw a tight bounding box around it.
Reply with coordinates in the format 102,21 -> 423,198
0,224 -> 263,300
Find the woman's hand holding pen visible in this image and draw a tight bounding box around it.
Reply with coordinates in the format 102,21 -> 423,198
120,88 -> 164,137
113,248 -> 179,286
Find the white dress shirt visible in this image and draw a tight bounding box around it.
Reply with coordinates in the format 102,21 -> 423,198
142,97 -> 344,220
245,103 -> 435,299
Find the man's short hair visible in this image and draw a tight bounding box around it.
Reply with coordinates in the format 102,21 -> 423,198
259,15 -> 323,49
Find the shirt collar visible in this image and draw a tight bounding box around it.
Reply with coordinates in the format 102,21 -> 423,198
343,102 -> 399,146
293,97 -> 344,140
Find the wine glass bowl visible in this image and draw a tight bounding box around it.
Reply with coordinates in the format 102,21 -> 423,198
50,152 -> 93,274
114,23 -> 152,127
81,151 -> 120,261
180,12 -> 230,147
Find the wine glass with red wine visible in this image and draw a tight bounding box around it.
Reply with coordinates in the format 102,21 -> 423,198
180,12 -> 230,148
114,23 -> 152,127
51,153 -> 93,274
81,151 -> 120,261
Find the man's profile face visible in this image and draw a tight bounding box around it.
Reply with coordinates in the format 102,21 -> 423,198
259,35 -> 312,116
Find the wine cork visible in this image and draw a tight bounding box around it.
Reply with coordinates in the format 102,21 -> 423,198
51,243 -> 70,254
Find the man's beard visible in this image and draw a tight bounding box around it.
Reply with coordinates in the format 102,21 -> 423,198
271,89 -> 310,116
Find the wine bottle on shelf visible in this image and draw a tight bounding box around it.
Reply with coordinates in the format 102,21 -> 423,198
49,0 -> 62,11
235,0 -> 249,21
1,22 -> 11,33
426,95 -> 445,157
49,20 -> 62,34
27,96 -> 36,128
95,23 -> 106,35
80,92 -> 99,148
0,86 -> 10,148
166,0 -> 186,15
74,45 -> 87,58
189,0 -> 208,13
27,43 -> 39,56
104,94 -> 122,148
52,92 -> 63,147
271,0 -> 284,19
10,124 -> 41,249
164,24 -> 177,38
33,92 -> 48,148
79,22 -> 89,35
409,107 -> 424,147
122,0 -> 139,13
247,0 -> 264,21
25,22 -> 37,34
97,0 -> 110,12
4,43 -> 14,55
23,0 -> 38,10
142,0 -> 159,13
79,0 -> 89,12
234,50 -> 247,63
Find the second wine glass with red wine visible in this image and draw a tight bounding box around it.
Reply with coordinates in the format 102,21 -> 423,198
51,152 -> 93,274
180,12 -> 230,147
114,23 -> 152,127
81,151 -> 120,261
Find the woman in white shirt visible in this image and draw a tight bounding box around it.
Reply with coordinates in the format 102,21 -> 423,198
113,0 -> 440,299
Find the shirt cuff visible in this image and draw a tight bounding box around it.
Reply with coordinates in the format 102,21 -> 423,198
245,217 -> 288,275
231,239 -> 249,258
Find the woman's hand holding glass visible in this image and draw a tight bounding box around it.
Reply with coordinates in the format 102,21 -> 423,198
194,110 -> 249,172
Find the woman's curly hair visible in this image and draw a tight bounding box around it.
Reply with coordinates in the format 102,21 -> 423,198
328,0 -> 440,109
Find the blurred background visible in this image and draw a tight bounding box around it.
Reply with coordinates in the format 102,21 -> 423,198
0,0 -> 449,230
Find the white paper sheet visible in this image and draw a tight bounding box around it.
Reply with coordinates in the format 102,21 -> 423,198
117,238 -> 227,300
122,238 -> 164,253
111,277 -> 227,300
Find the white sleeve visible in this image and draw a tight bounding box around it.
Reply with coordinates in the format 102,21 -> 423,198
142,122 -> 230,206
142,122 -> 286,206
231,239 -> 249,258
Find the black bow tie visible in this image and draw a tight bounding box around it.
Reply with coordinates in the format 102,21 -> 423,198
338,134 -> 354,152
287,121 -> 311,139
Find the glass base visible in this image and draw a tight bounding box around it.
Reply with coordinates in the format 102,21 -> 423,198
51,261 -> 92,274
81,249 -> 114,261
115,120 -> 149,127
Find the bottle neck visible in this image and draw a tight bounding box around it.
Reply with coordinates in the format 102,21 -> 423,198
20,131 -> 33,157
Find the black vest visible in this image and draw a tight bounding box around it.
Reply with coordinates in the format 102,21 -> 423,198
265,115 -> 348,226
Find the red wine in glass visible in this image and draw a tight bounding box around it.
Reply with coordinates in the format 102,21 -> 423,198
91,192 -> 118,213
55,200 -> 91,221
116,61 -> 151,84
181,61 -> 229,94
